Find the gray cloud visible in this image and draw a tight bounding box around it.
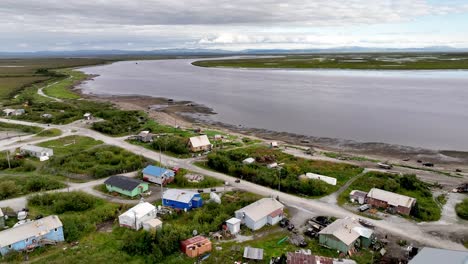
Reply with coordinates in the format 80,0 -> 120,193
1,0 -> 467,51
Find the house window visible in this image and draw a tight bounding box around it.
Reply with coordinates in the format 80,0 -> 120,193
8,245 -> 12,249
54,228 -> 58,232
26,238 -> 29,242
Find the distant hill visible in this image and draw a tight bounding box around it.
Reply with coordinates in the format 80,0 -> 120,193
1,46 -> 467,58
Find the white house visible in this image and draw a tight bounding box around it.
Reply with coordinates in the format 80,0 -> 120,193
2,109 -> 25,116
188,135 -> 211,152
242,157 -> 255,164
20,145 -> 54,159
118,202 -> 157,230
83,113 -> 92,120
270,141 -> 278,148
235,198 -> 284,230
226,217 -> 241,235
302,172 -> 337,186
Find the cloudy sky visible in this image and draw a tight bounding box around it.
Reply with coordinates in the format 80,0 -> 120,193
2,0 -> 468,51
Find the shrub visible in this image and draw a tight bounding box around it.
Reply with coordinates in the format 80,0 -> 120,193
456,198 -> 468,220
0,180 -> 19,199
29,192 -> 97,214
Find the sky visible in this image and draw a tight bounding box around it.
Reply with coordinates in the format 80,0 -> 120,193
2,0 -> 468,51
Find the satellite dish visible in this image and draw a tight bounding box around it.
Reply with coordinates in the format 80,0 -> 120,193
193,230 -> 198,236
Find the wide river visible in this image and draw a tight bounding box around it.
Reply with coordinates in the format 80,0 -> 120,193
78,59 -> 468,151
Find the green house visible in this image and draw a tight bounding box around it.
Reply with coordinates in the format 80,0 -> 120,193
104,175 -> 149,198
318,218 -> 374,254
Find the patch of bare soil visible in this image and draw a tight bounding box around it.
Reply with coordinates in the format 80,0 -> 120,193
96,220 -> 114,233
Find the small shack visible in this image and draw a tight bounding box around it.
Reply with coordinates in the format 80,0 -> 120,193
243,246 -> 264,261
270,141 -> 278,148
83,112 -> 92,120
225,217 -> 241,235
3,109 -> 25,116
188,135 -> 211,152
20,145 -> 54,159
235,198 -> 284,230
366,188 -> 416,215
180,235 -> 212,258
349,190 -> 368,205
137,131 -> 154,143
242,157 -> 255,164
409,247 -> 468,264
104,175 -> 149,198
0,215 -> 64,256
142,218 -> 163,231
142,165 -> 175,185
118,202 -> 158,230
267,162 -> 278,169
162,189 -> 203,210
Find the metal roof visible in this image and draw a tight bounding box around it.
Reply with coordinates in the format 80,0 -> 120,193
243,157 -> 255,164
162,189 -> 198,203
319,218 -> 373,246
304,172 -> 337,186
20,145 -> 54,154
0,215 -> 62,247
243,246 -> 264,260
226,217 -> 241,225
180,235 -> 210,247
120,202 -> 156,219
367,188 -> 416,208
235,198 -> 284,222
409,247 -> 468,264
350,190 -> 368,198
189,135 -> 211,148
104,175 -> 146,191
142,165 -> 175,178
142,218 -> 162,228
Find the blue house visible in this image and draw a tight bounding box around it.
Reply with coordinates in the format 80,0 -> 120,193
0,215 -> 64,256
162,189 -> 203,210
142,165 -> 175,186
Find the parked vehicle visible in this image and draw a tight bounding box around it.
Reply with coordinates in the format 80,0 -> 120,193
287,224 -> 295,231
210,188 -> 216,192
279,218 -> 290,228
358,218 -> 375,229
423,162 -> 434,167
358,204 -> 370,212
304,228 -> 318,238
197,189 -> 204,193
235,179 -> 241,183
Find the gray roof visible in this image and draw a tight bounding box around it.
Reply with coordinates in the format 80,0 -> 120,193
409,247 -> 468,264
367,188 -> 416,208
243,246 -> 264,260
162,189 -> 198,203
0,215 -> 62,247
0,208 -> 3,217
319,218 -> 373,246
235,198 -> 284,222
20,145 -> 53,154
104,175 -> 145,191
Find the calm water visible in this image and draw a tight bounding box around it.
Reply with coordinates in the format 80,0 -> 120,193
78,59 -> 468,150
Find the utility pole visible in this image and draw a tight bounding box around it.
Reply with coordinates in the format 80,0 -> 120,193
6,150 -> 11,169
277,168 -> 281,192
159,146 -> 164,195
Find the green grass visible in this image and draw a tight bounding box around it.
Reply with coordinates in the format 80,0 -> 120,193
322,152 -> 379,162
0,76 -> 49,100
455,198 -> 468,220
393,164 -> 457,177
0,121 -> 43,134
0,174 -> 66,201
202,146 -> 363,198
42,69 -> 84,99
36,128 -> 62,137
338,171 -> 441,221
193,53 -> 468,70
436,194 -> 447,206
166,168 -> 224,188
37,135 -> 103,156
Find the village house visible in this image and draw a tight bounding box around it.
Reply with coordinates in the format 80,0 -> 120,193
235,198 -> 284,231
301,172 -> 337,185
41,113 -> 53,119
225,217 -> 241,235
142,165 -> 175,185
118,202 -> 158,230
180,235 -> 212,258
104,175 -> 149,198
270,141 -> 279,148
0,209 -> 4,229
136,131 -> 154,143
409,247 -> 468,264
20,145 -> 54,160
267,162 -> 278,169
188,135 -> 211,152
162,189 -> 203,210
0,215 -> 64,256
366,188 -> 416,215
83,112 -> 93,120
318,217 -> 374,254
286,251 -> 357,264
349,190 -> 368,205
2,108 -> 25,116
